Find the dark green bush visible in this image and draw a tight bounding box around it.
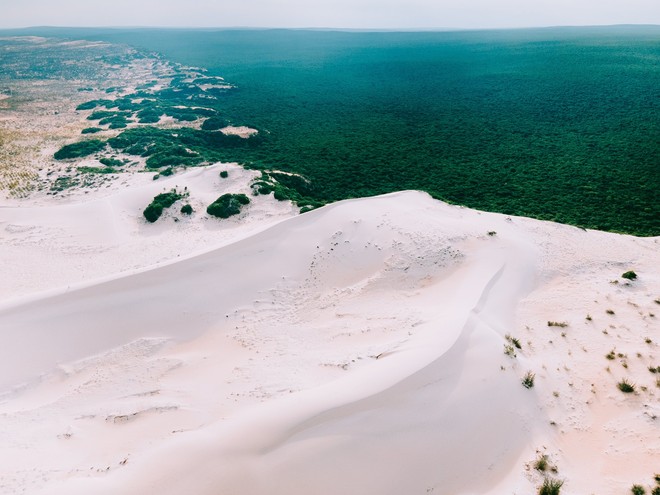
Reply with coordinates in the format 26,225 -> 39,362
617,379 -> 635,393
143,190 -> 184,223
54,139 -> 106,160
76,99 -> 113,111
145,146 -> 202,169
201,116 -> 229,131
137,108 -> 163,123
273,185 -> 291,201
251,181 -> 274,195
99,157 -> 124,167
220,170 -> 229,178
81,127 -> 102,134
180,204 -> 193,215
99,115 -> 131,129
207,193 -> 250,218
87,110 -> 117,121
622,271 -> 638,280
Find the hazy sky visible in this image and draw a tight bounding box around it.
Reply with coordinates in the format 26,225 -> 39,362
1,0 -> 659,29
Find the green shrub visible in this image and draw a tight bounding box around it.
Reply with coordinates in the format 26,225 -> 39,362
81,127 -> 102,134
273,185 -> 291,201
251,181 -> 274,195
99,115 -> 131,129
87,110 -> 117,121
145,146 -> 202,169
539,478 -> 563,495
99,157 -> 124,167
622,271 -> 638,280
534,454 -> 549,472
504,344 -> 516,358
137,108 -> 163,123
201,116 -> 230,131
207,193 -> 250,219
220,170 -> 229,178
522,371 -> 535,389
651,487 -> 660,495
160,167 -> 174,176
143,190 -> 184,223
506,334 -> 522,349
180,204 -> 193,215
76,99 -> 113,111
547,321 -> 568,328
631,485 -> 645,495
54,139 -> 106,160
143,203 -> 164,223
617,379 -> 635,393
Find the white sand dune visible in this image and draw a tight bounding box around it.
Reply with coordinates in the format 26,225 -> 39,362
0,181 -> 658,494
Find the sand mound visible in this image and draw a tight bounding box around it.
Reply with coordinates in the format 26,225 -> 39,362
0,189 -> 658,495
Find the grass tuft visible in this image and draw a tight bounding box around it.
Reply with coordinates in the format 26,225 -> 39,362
534,454 -> 549,472
539,478 -> 563,495
617,379 -> 635,393
522,371 -> 535,389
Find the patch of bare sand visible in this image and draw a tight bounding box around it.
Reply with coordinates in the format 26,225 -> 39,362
0,190 -> 657,495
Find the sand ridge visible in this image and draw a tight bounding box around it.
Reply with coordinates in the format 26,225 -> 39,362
0,181 -> 658,494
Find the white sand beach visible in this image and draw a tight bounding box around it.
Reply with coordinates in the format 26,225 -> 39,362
0,167 -> 658,494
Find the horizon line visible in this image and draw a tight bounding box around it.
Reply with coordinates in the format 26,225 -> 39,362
1,23 -> 659,32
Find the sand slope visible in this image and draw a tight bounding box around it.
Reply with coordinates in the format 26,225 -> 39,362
0,187 -> 658,495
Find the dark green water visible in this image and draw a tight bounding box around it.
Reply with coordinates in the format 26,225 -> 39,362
9,27 -> 660,235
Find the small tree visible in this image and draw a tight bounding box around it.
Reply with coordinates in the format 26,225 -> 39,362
622,271 -> 637,280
